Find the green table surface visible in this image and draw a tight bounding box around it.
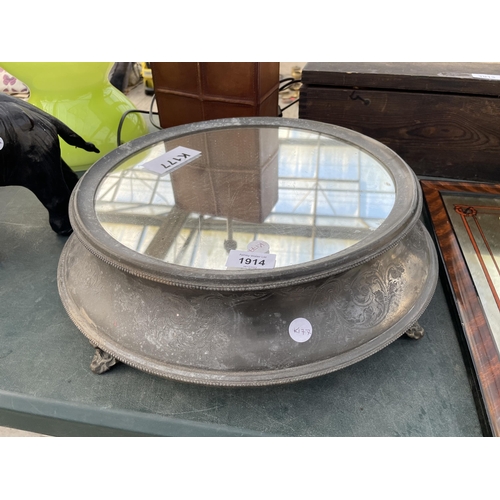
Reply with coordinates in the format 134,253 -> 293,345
0,186 -> 484,436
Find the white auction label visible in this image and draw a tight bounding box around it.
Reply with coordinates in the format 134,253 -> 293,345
472,73 -> 500,81
225,250 -> 276,270
289,318 -> 312,343
0,137 -> 4,150
141,146 -> 201,175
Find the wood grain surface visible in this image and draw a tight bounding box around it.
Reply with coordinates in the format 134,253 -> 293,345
300,87 -> 500,181
421,180 -> 500,436
300,62 -> 500,95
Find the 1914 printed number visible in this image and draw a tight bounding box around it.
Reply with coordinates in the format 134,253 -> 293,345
239,257 -> 266,266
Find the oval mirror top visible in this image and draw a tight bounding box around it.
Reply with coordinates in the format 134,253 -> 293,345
95,126 -> 395,271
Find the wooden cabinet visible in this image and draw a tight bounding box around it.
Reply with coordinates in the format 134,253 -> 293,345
299,62 -> 500,182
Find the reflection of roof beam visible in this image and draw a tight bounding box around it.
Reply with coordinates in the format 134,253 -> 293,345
98,211 -> 374,240
143,205 -> 189,259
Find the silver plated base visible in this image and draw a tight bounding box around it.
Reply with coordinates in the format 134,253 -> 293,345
58,221 -> 438,387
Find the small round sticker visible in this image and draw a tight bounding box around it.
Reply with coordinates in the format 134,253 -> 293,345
0,137 -> 4,150
289,318 -> 312,343
247,240 -> 270,253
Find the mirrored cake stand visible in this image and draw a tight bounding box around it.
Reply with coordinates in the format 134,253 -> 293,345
57,117 -> 438,387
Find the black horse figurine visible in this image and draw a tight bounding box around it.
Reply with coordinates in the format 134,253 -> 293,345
0,93 -> 100,235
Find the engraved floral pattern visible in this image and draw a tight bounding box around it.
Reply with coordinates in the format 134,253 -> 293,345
61,220 -> 435,382
341,261 -> 405,326
310,258 -> 406,330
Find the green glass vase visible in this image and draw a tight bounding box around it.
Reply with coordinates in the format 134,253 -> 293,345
0,62 -> 149,170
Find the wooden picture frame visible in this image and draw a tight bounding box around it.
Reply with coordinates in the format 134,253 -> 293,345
421,180 -> 500,436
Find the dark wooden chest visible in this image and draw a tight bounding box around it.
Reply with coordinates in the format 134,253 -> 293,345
299,62 -> 500,182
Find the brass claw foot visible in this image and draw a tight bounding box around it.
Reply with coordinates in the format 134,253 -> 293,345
90,347 -> 118,374
405,322 -> 424,340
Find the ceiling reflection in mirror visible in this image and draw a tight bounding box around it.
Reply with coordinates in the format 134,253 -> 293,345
95,126 -> 395,270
